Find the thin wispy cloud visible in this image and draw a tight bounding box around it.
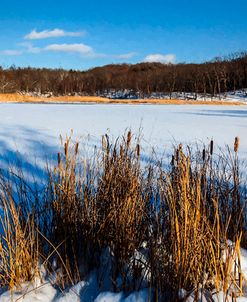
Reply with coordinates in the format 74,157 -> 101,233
1,30 -> 138,62
44,43 -> 94,56
44,44 -> 135,60
144,53 -> 176,63
1,42 -> 136,60
24,29 -> 85,40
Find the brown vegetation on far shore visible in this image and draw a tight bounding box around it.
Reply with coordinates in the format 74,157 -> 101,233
0,93 -> 244,105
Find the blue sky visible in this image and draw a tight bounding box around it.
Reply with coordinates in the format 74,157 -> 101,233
0,0 -> 246,70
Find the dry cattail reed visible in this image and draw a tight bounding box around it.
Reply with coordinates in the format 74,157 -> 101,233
0,132 -> 245,300
202,148 -> 206,161
127,130 -> 132,149
234,136 -> 240,153
210,139 -> 214,155
136,143 -> 140,157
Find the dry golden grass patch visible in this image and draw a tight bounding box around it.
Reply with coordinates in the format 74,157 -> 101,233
0,93 -> 244,105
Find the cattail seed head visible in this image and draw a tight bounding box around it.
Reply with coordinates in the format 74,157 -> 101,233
102,134 -> 109,153
102,135 -> 106,150
75,142 -> 79,155
64,142 -> 68,156
137,144 -> 140,157
57,152 -> 61,165
234,136 -> 240,153
202,149 -> 206,161
105,134 -> 109,150
113,147 -> 116,158
127,131 -> 132,148
210,140 -> 214,156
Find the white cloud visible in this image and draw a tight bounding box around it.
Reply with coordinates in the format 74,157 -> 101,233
0,49 -> 23,56
144,53 -> 176,63
114,52 -> 137,60
24,29 -> 85,40
1,42 -> 93,58
44,43 -> 94,56
1,35 -> 137,63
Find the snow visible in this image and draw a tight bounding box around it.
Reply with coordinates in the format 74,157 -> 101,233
1,264 -> 247,301
98,89 -> 247,103
94,290 -> 149,302
0,104 -> 246,169
171,89 -> 247,103
241,247 -> 247,280
0,274 -> 149,302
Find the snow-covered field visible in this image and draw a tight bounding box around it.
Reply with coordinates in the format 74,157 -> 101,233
0,103 -> 247,302
0,103 -> 247,164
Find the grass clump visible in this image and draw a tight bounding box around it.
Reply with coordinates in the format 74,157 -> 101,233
0,132 -> 246,301
0,181 -> 40,289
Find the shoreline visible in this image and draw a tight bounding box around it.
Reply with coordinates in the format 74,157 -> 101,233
0,93 -> 245,105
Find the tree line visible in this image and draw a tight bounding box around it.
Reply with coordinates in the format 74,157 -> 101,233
0,51 -> 246,99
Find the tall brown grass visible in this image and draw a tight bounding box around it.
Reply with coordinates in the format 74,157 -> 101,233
0,132 -> 246,301
0,180 -> 40,289
149,143 -> 245,300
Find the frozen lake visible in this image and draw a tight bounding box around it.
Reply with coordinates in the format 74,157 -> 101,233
0,103 -> 246,175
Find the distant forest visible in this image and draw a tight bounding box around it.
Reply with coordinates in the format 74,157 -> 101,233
0,52 -> 247,98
